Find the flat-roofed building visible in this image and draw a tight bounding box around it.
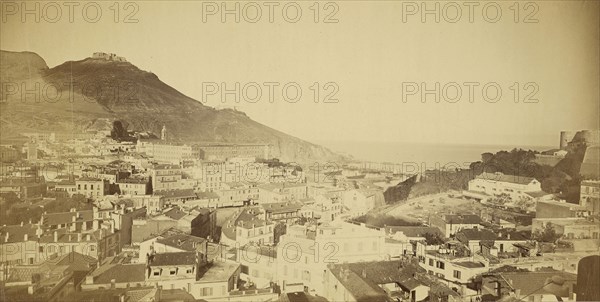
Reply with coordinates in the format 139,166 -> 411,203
258,182 -> 308,203
117,178 -> 150,195
75,178 -> 108,198
580,180 -> 600,214
536,200 -> 590,218
151,164 -> 182,192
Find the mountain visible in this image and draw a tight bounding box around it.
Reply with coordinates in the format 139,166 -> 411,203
0,50 -> 48,81
0,50 -> 343,163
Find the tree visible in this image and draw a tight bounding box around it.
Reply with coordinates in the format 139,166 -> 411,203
481,152 -> 494,163
423,232 -> 445,245
111,120 -> 128,140
533,223 -> 561,243
273,222 -> 287,244
1,192 -> 21,207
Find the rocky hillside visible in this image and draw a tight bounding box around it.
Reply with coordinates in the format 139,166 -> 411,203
0,50 -> 343,163
0,50 -> 48,81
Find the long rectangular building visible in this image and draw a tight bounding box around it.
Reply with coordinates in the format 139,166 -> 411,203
197,144 -> 271,161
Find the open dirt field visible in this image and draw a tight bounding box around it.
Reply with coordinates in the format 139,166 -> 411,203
384,193 -> 485,224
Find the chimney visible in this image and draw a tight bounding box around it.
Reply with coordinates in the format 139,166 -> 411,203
20,221 -> 23,227
53,231 -> 58,242
4,232 -> 8,242
361,268 -> 366,278
24,234 -> 28,241
110,279 -> 116,289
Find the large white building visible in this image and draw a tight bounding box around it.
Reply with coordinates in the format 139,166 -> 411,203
151,164 -> 183,191
258,182 -> 308,203
276,221 -> 387,296
467,172 -> 542,200
137,140 -> 200,164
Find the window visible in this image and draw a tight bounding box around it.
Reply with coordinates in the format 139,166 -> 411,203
201,287 -> 213,296
90,245 -> 96,251
153,270 -> 160,276
39,246 -> 44,253
303,270 -> 311,281
453,270 -> 461,279
91,184 -> 94,190
170,268 -> 177,275
429,259 -> 434,266
437,261 -> 445,269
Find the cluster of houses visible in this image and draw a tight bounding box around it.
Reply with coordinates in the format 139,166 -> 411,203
0,129 -> 598,302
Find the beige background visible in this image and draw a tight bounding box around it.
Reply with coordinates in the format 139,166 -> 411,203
1,1 -> 598,147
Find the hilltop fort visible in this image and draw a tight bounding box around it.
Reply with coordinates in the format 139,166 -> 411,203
91,52 -> 127,62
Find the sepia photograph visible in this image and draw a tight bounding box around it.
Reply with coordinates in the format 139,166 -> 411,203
0,1 -> 599,301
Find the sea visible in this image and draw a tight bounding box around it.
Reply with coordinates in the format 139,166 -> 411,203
314,140 -> 555,169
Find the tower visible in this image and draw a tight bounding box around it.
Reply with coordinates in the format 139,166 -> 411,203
27,138 -> 38,160
161,125 -> 167,141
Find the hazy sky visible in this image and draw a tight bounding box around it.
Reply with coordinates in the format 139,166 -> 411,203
1,1 -> 598,147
